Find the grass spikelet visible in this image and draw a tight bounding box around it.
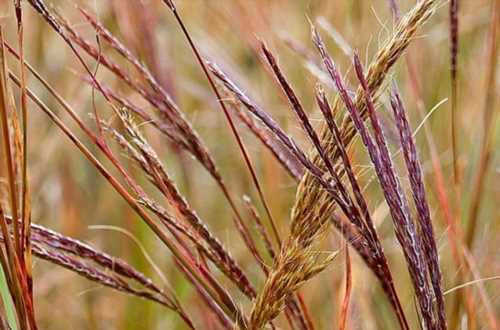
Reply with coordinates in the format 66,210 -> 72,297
112,109 -> 257,298
249,244 -> 338,330
389,86 -> 446,328
8,69 -> 247,327
161,0 -> 283,251
225,94 -> 304,180
350,56 -> 441,329
2,0 -> 494,328
247,1 -> 437,327
3,218 -> 194,329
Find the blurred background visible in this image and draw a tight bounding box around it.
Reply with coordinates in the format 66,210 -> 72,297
0,0 -> 498,329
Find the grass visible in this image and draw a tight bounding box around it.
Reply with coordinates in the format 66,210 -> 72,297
0,0 -> 498,329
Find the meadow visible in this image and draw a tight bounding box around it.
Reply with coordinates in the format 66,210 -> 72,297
0,0 -> 498,329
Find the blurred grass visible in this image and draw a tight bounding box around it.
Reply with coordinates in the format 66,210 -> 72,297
0,266 -> 17,329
